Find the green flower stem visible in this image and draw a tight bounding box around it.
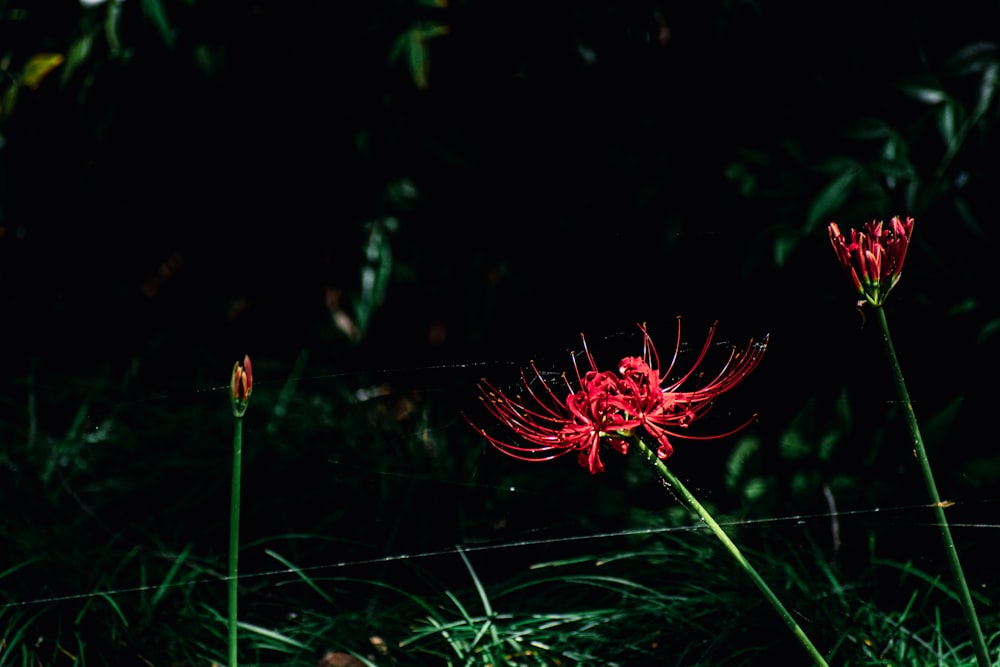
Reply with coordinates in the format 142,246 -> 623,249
228,415 -> 243,667
633,436 -> 830,667
874,306 -> 991,667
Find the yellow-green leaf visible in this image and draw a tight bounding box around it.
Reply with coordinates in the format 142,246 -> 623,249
22,53 -> 64,90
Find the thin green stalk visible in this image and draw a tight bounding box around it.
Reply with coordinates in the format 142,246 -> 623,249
228,415 -> 243,667
633,436 -> 830,667
874,306 -> 991,667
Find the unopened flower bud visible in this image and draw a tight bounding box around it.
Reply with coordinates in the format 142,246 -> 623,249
231,355 -> 252,417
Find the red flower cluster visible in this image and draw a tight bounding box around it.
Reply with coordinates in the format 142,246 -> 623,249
828,216 -> 914,307
468,321 -> 767,474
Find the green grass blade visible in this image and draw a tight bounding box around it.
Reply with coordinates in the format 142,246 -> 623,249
265,548 -> 334,604
151,542 -> 193,607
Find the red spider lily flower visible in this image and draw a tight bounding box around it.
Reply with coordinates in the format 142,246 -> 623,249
468,335 -> 638,474
828,216 -> 914,307
467,321 -> 766,474
614,320 -> 768,460
231,354 -> 252,417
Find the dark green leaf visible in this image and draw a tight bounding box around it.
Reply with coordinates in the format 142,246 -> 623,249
140,0 -> 176,48
806,167 -> 860,232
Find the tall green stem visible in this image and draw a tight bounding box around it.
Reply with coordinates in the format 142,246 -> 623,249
633,437 -> 830,667
228,415 -> 243,667
874,306 -> 991,667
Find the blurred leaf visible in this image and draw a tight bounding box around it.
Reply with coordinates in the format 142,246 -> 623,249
724,161 -> 757,197
946,40 -> 1000,77
897,81 -> 949,105
724,435 -> 760,492
104,0 -> 124,55
773,231 -> 799,267
806,166 -> 860,233
868,159 -> 915,181
977,318 -> 1000,343
780,428 -> 811,460
354,216 -> 398,339
742,476 -> 769,502
390,23 -> 450,90
937,100 -> 958,147
61,35 -> 93,85
790,470 -> 820,495
834,385 -> 852,430
815,155 -> 862,174
947,297 -> 977,316
140,0 -> 177,48
817,432 -> 838,461
846,117 -> 894,141
1,84 -> 19,121
386,177 -> 419,209
192,43 -> 211,72
22,53 -> 64,90
408,29 -> 430,90
973,60 -> 999,118
879,131 -> 907,162
866,160 -> 917,201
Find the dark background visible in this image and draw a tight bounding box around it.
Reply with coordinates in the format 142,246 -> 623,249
2,1 -> 1000,662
